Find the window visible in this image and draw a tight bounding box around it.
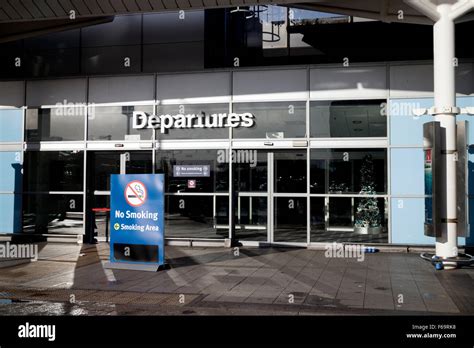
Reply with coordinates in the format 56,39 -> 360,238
26,107 -> 85,141
23,194 -> 83,234
88,105 -> 153,141
274,197 -> 307,242
155,104 -> 229,139
23,151 -> 84,192
233,151 -> 267,192
155,150 -> 229,193
274,150 -> 307,193
233,101 -> 306,139
165,196 -> 228,239
310,100 -> 386,138
89,151 -> 152,192
310,197 -> 388,243
311,149 -> 387,194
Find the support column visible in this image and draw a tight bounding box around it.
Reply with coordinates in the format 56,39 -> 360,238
433,4 -> 457,258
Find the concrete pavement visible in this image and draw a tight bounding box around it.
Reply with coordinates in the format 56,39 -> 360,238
0,242 -> 473,315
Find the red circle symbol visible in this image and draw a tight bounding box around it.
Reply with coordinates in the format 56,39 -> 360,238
124,180 -> 147,207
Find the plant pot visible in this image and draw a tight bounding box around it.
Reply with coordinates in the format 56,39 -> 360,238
354,226 -> 382,235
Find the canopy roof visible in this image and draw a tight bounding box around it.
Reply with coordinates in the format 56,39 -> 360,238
0,0 -> 471,24
0,0 -> 472,43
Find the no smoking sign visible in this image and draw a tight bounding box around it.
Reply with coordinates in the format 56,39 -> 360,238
125,180 -> 147,207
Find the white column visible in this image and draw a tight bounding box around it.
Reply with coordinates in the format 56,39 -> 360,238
433,4 -> 457,259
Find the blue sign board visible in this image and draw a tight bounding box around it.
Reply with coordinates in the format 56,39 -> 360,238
109,174 -> 165,266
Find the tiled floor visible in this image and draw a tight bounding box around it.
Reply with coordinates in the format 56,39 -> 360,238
0,242 -> 473,315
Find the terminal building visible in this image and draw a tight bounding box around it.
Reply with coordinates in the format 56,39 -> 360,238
0,1 -> 472,249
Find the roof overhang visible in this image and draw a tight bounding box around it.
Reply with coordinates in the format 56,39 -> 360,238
0,0 -> 472,43
0,0 -> 471,24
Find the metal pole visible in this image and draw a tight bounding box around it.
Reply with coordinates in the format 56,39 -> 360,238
433,4 -> 457,259
404,0 -> 473,266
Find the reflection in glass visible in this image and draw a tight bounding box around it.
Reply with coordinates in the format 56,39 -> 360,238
310,100 -> 386,138
26,108 -> 85,141
235,196 -> 267,241
328,197 -> 352,228
310,197 -> 388,243
88,105 -> 153,141
215,196 -> 230,228
288,8 -> 351,50
165,195 -> 229,239
310,158 -> 326,194
90,151 -> 152,191
233,150 -> 267,192
274,150 -> 307,193
310,197 -> 325,233
23,194 -> 84,234
274,197 -> 306,242
233,102 -> 306,139
155,150 -> 229,193
311,149 -> 387,194
23,151 -> 84,192
156,104 -> 229,139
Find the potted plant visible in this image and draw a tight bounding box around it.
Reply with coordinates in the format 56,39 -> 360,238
354,154 -> 382,235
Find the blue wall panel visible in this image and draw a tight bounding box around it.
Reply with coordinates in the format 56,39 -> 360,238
390,97 -> 473,245
391,198 -> 430,244
389,98 -> 433,146
0,151 -> 22,192
0,151 -> 22,234
391,198 -> 466,245
390,148 -> 424,196
0,194 -> 21,233
0,109 -> 23,142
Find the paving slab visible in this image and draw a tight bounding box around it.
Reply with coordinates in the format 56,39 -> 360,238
0,243 -> 472,315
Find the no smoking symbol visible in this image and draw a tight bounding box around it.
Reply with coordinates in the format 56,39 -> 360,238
125,180 -> 147,207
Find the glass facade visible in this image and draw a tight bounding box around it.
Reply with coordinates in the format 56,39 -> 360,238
155,150 -> 229,193
23,194 -> 84,235
86,151 -> 152,240
233,102 -> 306,139
156,104 -> 229,139
310,149 -> 387,194
5,8 -> 473,79
0,66 -> 471,248
88,105 -> 154,141
26,107 -> 85,142
23,151 -> 84,192
310,100 -> 387,138
156,150 -> 230,239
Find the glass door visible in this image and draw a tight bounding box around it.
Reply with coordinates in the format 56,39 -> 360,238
271,150 -> 307,244
232,149 -> 308,245
85,150 -> 153,243
154,149 -> 230,240
233,150 -> 269,242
